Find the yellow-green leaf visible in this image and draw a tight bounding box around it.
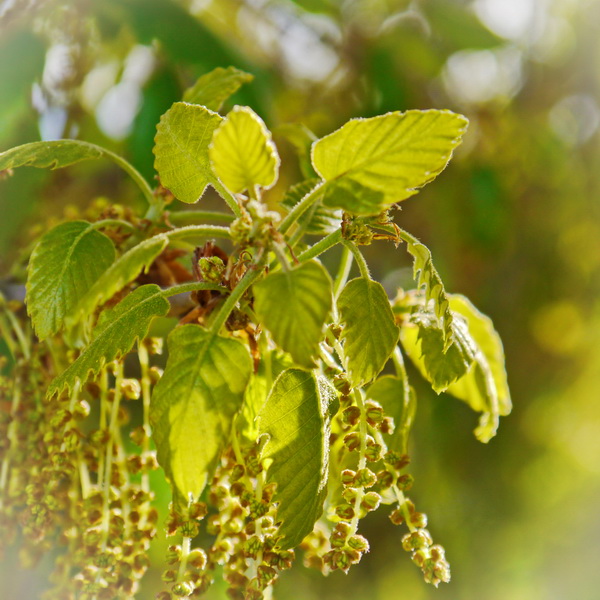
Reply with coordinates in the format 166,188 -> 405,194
150,325 -> 252,501
154,102 -> 223,204
183,66 -> 253,112
257,369 -> 333,548
254,261 -> 332,368
26,221 -> 115,340
312,110 -> 468,211
445,295 -> 511,442
209,105 -> 279,194
47,284 -> 170,398
338,278 -> 399,387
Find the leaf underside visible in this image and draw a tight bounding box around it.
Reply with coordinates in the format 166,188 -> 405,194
281,178 -> 342,235
72,234 -> 169,325
183,66 -> 253,112
254,261 -> 333,368
150,325 -> 252,501
337,278 -> 399,387
47,284 -> 170,398
209,105 -> 279,194
258,368 -> 331,549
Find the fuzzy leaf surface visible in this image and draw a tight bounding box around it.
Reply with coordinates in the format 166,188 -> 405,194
72,234 -> 169,324
367,375 -> 415,454
254,261 -> 332,368
444,295 -> 511,442
281,178 -> 341,235
26,221 -> 115,339
47,284 -> 170,398
150,325 -> 252,500
0,139 -> 103,171
311,110 -> 468,210
320,177 -> 386,216
183,66 -> 253,111
154,102 -> 223,204
337,278 -> 399,387
401,311 -> 476,393
209,105 -> 279,194
257,369 -> 332,548
399,229 -> 454,350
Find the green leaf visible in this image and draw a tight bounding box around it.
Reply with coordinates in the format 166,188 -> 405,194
337,278 -> 399,387
150,325 -> 252,501
47,284 -> 170,398
239,349 -> 294,441
254,261 -> 332,368
399,229 -> 454,350
400,310 -> 476,393
281,178 -> 341,235
444,295 -> 511,442
367,375 -> 416,454
72,234 -> 169,325
311,110 -> 468,209
209,105 -> 279,194
321,177 -> 385,216
154,102 -> 223,204
183,66 -> 254,111
257,369 -> 333,548
0,140 -> 103,171
26,221 -> 116,340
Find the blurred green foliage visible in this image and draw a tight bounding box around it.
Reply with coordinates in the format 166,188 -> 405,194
1,0 -> 599,598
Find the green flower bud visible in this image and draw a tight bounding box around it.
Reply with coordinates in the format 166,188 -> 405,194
347,534 -> 369,552
335,503 -> 355,521
341,469 -> 356,486
361,491 -> 381,511
354,468 -> 377,488
342,406 -> 361,426
120,378 -> 141,400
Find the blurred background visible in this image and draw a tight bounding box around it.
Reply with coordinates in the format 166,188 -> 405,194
1,0 -> 599,598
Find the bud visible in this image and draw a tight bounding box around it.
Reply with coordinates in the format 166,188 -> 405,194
230,464 -> 245,482
342,406 -> 361,426
365,442 -> 382,463
365,402 -> 384,425
409,512 -> 428,528
343,432 -> 360,452
361,491 -> 381,512
354,468 -> 377,488
335,504 -> 355,521
143,336 -> 163,355
188,549 -> 207,570
376,469 -> 394,488
341,469 -> 356,486
162,569 -> 178,583
380,416 -> 395,435
120,378 -> 141,400
389,509 -> 404,525
397,474 -> 414,491
171,581 -> 194,597
348,534 -> 369,552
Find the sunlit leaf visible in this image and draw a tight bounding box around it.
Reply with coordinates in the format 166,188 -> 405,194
254,261 -> 332,368
338,278 -> 399,386
367,375 -> 416,454
183,66 -> 254,111
47,284 -> 170,398
26,221 -> 115,340
320,177 -> 385,216
445,295 -> 511,442
71,234 -> 169,325
281,178 -> 341,235
150,325 -> 252,500
398,229 -> 454,350
312,110 -> 468,210
0,140 -> 103,171
154,102 -> 223,204
401,310 -> 476,393
209,105 -> 279,194
257,369 -> 333,548
239,349 -> 293,441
